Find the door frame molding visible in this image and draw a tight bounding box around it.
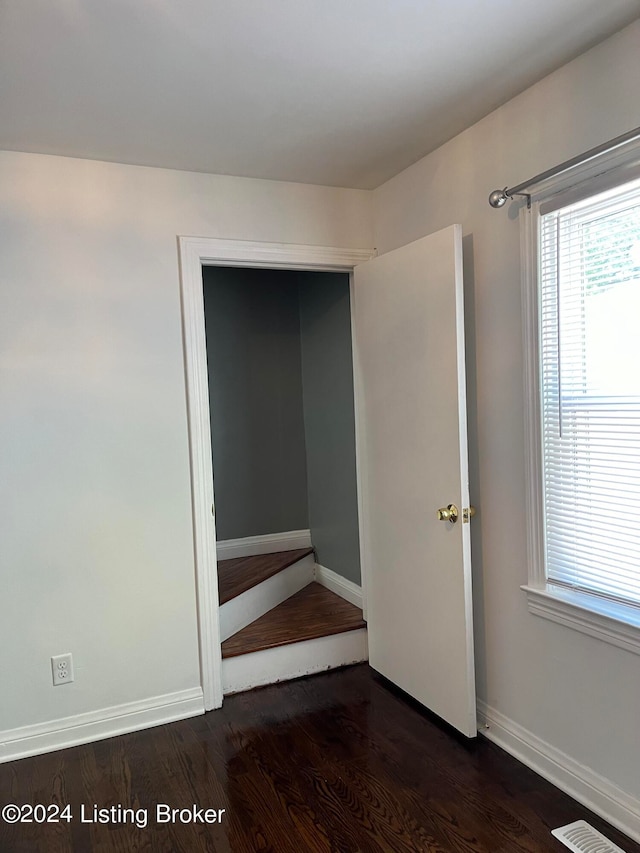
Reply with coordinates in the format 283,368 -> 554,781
178,236 -> 375,709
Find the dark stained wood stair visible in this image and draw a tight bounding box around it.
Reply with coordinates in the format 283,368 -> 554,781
221,582 -> 366,659
218,549 -> 368,693
217,547 -> 314,605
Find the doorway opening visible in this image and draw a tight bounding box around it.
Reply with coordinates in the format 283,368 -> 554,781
202,265 -> 367,695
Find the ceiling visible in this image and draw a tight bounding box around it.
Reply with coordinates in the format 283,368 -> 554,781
1,1 -> 638,189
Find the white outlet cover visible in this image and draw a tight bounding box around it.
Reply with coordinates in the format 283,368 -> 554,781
51,653 -> 74,686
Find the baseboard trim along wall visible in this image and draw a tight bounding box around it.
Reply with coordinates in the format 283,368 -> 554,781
314,564 -> 363,609
477,700 -> 640,845
0,688 -> 204,764
216,529 -> 312,560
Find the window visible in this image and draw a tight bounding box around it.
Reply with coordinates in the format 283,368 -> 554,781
523,171 -> 640,652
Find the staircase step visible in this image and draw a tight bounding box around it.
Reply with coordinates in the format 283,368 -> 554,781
218,552 -> 315,642
221,582 -> 366,659
218,547 -> 314,605
221,625 -> 368,696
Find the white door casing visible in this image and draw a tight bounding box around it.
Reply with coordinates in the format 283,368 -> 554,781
352,225 -> 476,737
178,237 -> 374,710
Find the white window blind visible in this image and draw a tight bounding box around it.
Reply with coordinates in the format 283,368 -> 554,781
539,176 -> 640,607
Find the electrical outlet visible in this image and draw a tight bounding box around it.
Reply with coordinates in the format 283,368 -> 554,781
51,653 -> 74,686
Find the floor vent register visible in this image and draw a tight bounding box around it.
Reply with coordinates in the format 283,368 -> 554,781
552,820 -> 628,853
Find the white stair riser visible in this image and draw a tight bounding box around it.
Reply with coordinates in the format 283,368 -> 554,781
222,628 -> 368,695
219,554 -> 315,642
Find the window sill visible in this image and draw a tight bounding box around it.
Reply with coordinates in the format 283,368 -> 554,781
522,584 -> 640,656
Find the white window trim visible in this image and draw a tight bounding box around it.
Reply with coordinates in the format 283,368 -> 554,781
520,149 -> 640,655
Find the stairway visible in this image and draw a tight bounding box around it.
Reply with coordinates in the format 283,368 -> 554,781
218,548 -> 368,695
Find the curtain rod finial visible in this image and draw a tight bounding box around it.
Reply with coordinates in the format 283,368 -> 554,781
488,188 -> 508,208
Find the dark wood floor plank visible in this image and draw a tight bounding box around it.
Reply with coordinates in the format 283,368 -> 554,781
243,722 -> 451,853
221,582 -> 366,658
293,691 -> 525,845
287,674 -> 572,852
217,548 -> 314,605
1,664 -> 639,853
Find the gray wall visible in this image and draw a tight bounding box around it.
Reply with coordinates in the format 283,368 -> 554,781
203,266 -> 361,584
203,267 -> 309,540
298,273 -> 361,584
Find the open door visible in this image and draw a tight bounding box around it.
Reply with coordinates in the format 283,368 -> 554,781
353,224 -> 476,737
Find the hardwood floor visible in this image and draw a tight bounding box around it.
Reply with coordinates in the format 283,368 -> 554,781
221,582 -> 366,658
1,664 -> 638,853
217,548 -> 315,605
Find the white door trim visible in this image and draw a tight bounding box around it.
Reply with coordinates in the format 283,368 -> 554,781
178,236 -> 375,710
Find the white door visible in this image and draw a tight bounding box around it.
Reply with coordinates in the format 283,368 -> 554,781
353,224 -> 476,737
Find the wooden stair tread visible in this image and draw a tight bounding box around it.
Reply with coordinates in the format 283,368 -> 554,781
221,582 -> 366,658
218,547 -> 314,605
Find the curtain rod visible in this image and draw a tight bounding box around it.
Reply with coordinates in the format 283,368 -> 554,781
488,124 -> 640,209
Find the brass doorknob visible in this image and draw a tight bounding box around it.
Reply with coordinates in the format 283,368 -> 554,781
437,504 -> 459,524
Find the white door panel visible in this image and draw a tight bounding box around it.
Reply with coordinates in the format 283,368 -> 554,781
353,224 -> 476,737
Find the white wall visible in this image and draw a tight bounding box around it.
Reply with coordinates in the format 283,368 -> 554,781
0,151 -> 372,742
373,18 -> 640,817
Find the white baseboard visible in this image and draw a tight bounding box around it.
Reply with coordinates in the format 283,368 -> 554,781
222,628 -> 368,695
0,688 -> 204,764
477,700 -> 640,845
216,529 -> 312,560
314,564 -> 363,609
220,554 -> 315,641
